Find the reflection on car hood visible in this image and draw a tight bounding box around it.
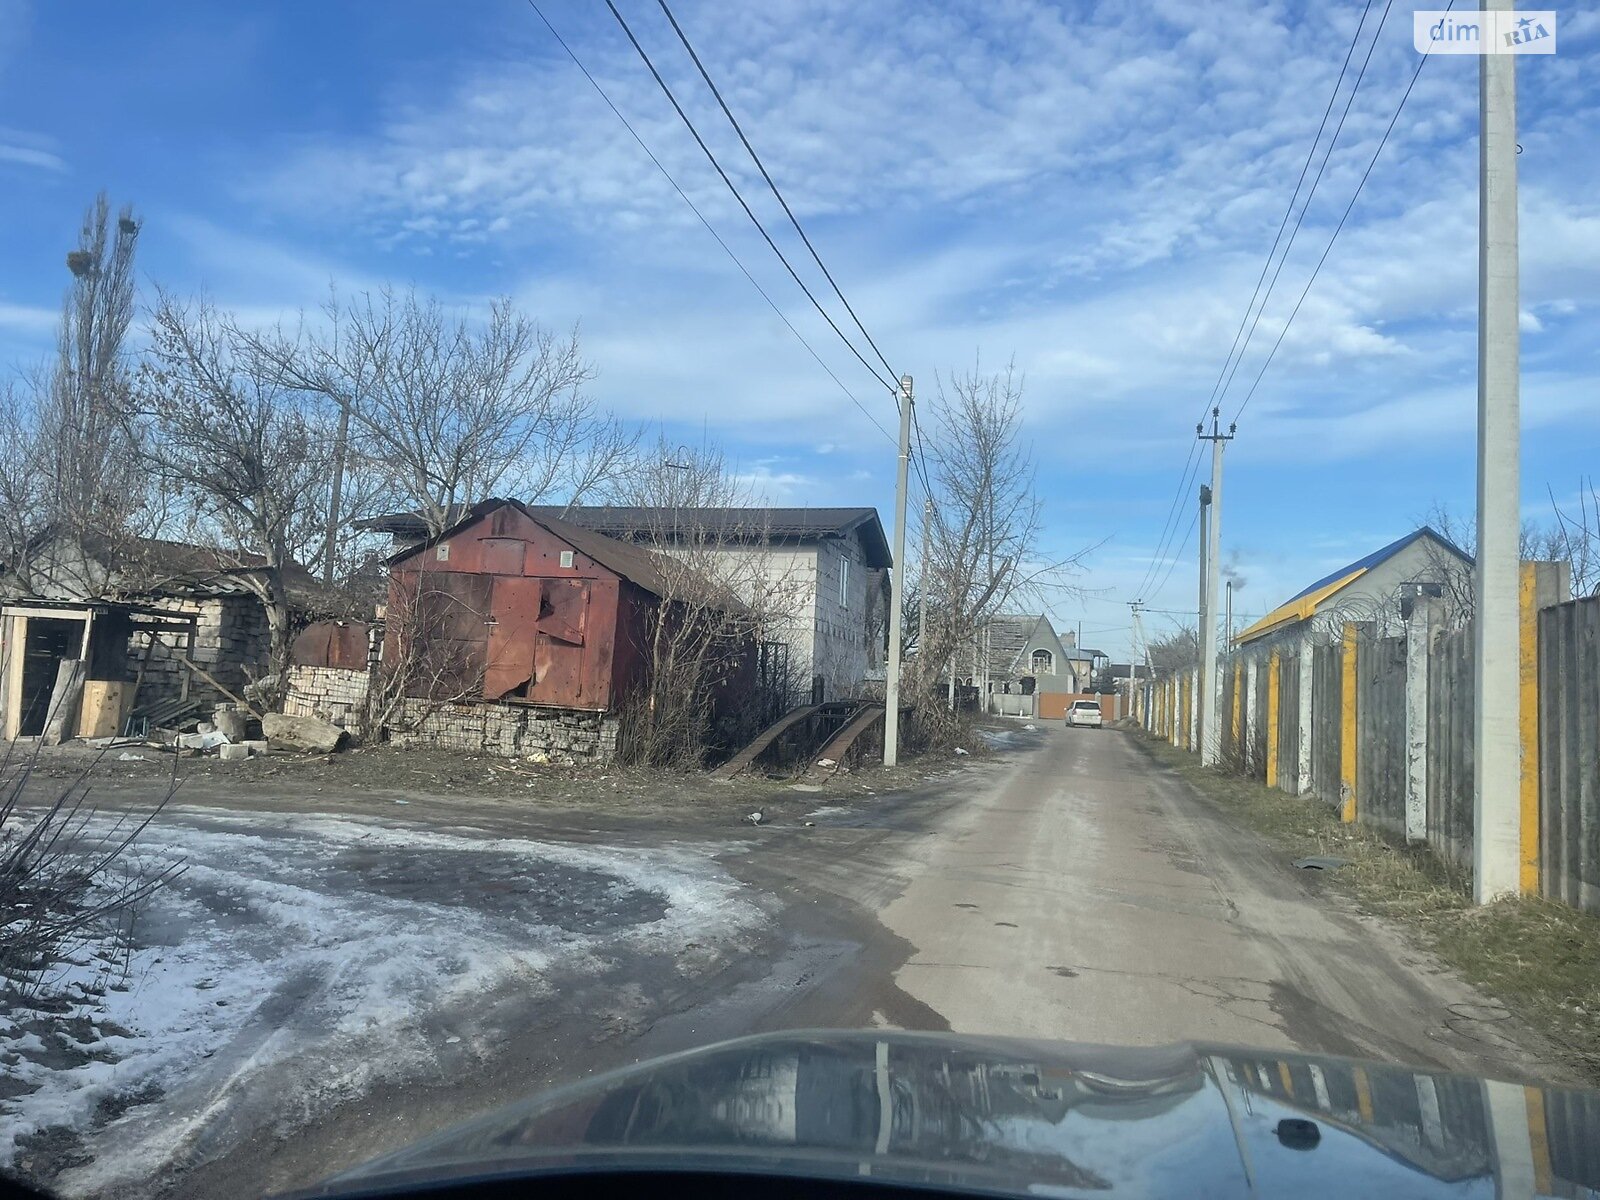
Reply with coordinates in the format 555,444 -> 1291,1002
302,1030 -> 1600,1198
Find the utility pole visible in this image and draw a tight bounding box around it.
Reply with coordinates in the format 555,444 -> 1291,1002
884,375 -> 913,768
323,398 -> 351,586
1129,600 -> 1150,724
1196,481 -> 1212,758
1474,1 -> 1521,902
1197,408 -> 1235,767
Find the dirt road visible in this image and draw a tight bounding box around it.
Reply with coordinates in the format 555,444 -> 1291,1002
13,726 -> 1566,1197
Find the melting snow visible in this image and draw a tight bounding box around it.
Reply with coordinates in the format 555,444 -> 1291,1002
1,808 -> 760,1193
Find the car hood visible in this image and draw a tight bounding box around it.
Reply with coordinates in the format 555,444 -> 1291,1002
298,1030 -> 1593,1198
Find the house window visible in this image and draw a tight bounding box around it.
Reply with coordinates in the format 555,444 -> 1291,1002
559,550 -> 575,569
1032,649 -> 1053,675
839,555 -> 849,609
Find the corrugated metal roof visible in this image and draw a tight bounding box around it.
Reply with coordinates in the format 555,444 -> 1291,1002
386,499 -> 743,609
363,504 -> 892,568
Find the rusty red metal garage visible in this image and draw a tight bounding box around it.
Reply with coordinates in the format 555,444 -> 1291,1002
384,499 -> 740,714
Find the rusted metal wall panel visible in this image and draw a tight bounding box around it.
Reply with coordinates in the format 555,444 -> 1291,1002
291,621 -> 371,670
390,506 -> 627,712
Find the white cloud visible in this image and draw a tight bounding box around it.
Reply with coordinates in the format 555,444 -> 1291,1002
0,143 -> 63,171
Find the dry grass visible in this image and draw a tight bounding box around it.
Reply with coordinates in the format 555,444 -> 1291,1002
1138,734 -> 1600,1082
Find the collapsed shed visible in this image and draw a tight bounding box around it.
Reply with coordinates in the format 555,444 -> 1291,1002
0,599 -> 200,741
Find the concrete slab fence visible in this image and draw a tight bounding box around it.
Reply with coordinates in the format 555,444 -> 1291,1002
1138,562 -> 1600,913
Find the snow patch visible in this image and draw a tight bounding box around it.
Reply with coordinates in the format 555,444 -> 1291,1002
3,808 -> 762,1194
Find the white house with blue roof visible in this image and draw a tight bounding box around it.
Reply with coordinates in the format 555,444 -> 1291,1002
1235,527 -> 1473,649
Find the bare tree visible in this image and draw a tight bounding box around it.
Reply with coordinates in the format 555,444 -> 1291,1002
0,381 -> 48,590
1543,479 -> 1600,597
1147,625 -> 1200,672
913,361 -> 1083,724
0,195 -> 154,597
606,438 -> 807,766
132,293 -> 331,708
250,289 -> 634,559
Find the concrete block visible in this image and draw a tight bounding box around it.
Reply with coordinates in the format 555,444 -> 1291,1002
218,743 -> 249,761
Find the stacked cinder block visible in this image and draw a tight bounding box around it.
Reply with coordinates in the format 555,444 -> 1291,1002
388,698 -> 619,763
283,665 -> 371,734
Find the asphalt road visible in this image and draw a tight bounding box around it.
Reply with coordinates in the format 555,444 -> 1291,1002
53,723 -> 1564,1198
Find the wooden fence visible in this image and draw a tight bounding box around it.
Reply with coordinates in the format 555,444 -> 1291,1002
1141,574 -> 1600,914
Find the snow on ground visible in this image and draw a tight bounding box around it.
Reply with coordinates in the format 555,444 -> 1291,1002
0,807 -> 762,1193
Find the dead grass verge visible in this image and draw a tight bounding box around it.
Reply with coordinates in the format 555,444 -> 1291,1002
1137,734 -> 1600,1082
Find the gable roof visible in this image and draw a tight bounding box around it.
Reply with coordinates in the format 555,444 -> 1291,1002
385,499 -> 738,607
1236,526 -> 1472,645
984,613 -> 1068,676
531,506 -> 893,570
363,505 -> 892,569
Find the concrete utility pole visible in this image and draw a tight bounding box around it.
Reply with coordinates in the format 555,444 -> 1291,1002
1474,2 -> 1522,903
1129,600 -> 1151,724
883,375 -> 913,768
1197,409 -> 1235,767
1196,481 -> 1212,760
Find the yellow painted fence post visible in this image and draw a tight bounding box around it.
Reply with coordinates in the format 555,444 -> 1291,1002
1265,649 -> 1280,789
1340,622 -> 1358,824
1231,659 -> 1243,769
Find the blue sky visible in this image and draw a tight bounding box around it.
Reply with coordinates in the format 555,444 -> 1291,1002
1,0 -> 1597,658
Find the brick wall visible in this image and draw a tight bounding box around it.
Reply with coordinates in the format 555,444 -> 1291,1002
134,595 -> 271,712
284,664 -> 371,732
392,700 -> 619,763
283,664 -> 619,763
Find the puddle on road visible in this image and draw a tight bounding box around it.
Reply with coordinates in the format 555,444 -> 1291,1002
324,846 -> 668,933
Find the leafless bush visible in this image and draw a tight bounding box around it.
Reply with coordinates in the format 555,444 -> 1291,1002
0,733 -> 182,1003
362,566 -> 489,739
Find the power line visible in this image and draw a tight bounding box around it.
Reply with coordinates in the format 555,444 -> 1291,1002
1230,0 -> 1445,424
1132,439 -> 1201,600
654,0 -> 900,391
1202,0 -> 1377,419
1148,501 -> 1201,604
1214,0 -> 1396,414
1134,0 -> 1382,605
524,1 -> 896,447
603,0 -> 900,399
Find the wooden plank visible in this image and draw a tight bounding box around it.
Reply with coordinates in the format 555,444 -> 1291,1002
806,703 -> 886,778
710,703 -> 825,778
179,654 -> 255,714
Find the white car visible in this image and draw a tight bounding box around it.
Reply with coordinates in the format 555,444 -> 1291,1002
1066,699 -> 1103,729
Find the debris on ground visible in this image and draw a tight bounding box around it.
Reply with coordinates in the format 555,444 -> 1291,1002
261,712 -> 347,754
1292,856 -> 1351,871
175,729 -> 230,752
116,752 -> 145,762
744,811 -> 764,825
954,747 -> 970,756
